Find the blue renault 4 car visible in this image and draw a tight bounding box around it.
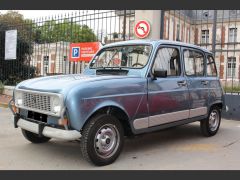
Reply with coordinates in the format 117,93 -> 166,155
9,40 -> 225,166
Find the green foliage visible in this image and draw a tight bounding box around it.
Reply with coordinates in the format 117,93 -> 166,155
0,81 -> 4,94
35,19 -> 97,43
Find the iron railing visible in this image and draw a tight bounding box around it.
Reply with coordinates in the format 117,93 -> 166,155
0,10 -> 135,85
161,10 -> 240,94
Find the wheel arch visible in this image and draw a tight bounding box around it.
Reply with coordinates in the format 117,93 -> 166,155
82,104 -> 133,136
209,101 -> 223,111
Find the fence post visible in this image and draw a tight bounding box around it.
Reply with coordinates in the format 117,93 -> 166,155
70,16 -> 75,74
123,10 -> 127,41
212,10 -> 217,58
160,10 -> 165,39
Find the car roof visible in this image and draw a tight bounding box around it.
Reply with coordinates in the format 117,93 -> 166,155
103,39 -> 212,54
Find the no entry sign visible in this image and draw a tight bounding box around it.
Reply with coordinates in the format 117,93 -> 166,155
134,20 -> 151,39
70,42 -> 101,62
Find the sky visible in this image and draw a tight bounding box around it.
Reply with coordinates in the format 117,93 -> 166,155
0,10 -> 80,19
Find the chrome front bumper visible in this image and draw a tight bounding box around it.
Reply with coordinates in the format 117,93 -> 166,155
17,118 -> 81,141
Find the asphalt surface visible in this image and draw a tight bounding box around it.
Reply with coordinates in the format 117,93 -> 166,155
1,107 -> 240,170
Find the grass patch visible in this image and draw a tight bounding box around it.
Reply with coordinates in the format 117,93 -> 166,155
223,86 -> 240,93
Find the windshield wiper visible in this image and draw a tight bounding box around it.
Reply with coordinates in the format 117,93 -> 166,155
96,66 -> 128,70
96,66 -> 129,76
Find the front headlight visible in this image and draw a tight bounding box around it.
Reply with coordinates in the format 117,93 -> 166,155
14,90 -> 23,107
51,95 -> 64,115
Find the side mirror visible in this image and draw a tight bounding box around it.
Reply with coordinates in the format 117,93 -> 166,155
153,68 -> 167,78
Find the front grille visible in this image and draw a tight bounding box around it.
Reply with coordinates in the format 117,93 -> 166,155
23,92 -> 52,113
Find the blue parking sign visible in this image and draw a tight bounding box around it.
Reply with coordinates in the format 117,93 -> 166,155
72,47 -> 80,58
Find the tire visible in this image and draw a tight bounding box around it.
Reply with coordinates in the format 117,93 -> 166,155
80,114 -> 124,166
200,106 -> 221,137
21,129 -> 51,143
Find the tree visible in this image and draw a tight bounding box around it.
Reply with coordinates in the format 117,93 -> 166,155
0,11 -> 36,85
35,19 -> 97,43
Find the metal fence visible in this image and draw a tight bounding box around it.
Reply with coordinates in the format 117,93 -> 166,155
160,10 -> 240,94
1,10 -> 240,94
0,10 -> 135,85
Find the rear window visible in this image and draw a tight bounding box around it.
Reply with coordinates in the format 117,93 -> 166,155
183,49 -> 204,76
207,55 -> 217,77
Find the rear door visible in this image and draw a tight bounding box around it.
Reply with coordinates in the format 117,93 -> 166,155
182,47 -> 208,118
147,45 -> 190,127
206,54 -> 220,107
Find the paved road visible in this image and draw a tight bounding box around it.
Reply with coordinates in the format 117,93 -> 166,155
1,107 -> 240,170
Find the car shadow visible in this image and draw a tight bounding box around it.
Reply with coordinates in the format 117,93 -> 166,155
20,122 -> 205,167
123,122 -> 204,153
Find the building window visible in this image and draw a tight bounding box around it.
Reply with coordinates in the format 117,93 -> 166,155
129,20 -> 134,37
227,57 -> 236,78
43,56 -> 49,74
228,28 -> 237,43
201,30 -> 209,44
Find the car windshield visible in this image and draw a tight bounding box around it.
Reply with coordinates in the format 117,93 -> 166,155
89,45 -> 152,69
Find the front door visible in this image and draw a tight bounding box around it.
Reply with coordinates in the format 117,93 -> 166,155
182,48 -> 208,118
148,45 -> 190,127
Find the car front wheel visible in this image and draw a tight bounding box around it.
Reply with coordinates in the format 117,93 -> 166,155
80,114 -> 124,166
200,106 -> 221,137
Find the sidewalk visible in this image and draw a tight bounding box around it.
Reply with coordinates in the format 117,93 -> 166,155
0,94 -> 12,108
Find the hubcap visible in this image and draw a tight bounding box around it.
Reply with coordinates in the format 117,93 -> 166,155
209,110 -> 219,131
94,124 -> 120,158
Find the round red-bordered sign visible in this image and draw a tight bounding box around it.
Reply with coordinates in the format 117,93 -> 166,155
134,20 -> 151,39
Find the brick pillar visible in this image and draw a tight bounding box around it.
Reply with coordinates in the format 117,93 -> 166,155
220,55 -> 225,79
181,23 -> 184,42
239,56 -> 240,80
36,55 -> 41,75
221,26 -> 225,48
163,16 -> 167,39
194,28 -> 198,44
186,27 -> 189,43
51,54 -> 56,74
166,16 -> 169,40
173,18 -> 175,41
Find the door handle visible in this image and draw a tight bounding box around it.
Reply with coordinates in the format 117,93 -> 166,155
201,80 -> 209,85
177,81 -> 187,86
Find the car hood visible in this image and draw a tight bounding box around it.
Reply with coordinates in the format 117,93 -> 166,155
16,74 -> 136,94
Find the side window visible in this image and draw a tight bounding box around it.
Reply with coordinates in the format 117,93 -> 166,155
207,55 -> 217,76
152,47 -> 181,77
184,49 -> 204,76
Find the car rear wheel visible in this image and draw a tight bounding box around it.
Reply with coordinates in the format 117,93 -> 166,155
21,129 -> 51,143
80,114 -> 124,166
200,106 -> 221,137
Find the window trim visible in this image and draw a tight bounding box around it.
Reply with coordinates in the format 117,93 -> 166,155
182,47 -> 206,77
149,44 -> 182,78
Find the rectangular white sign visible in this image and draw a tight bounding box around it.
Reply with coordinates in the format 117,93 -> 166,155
5,30 -> 17,60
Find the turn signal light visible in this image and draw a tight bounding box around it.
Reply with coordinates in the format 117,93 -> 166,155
10,102 -> 19,113
58,118 -> 68,126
